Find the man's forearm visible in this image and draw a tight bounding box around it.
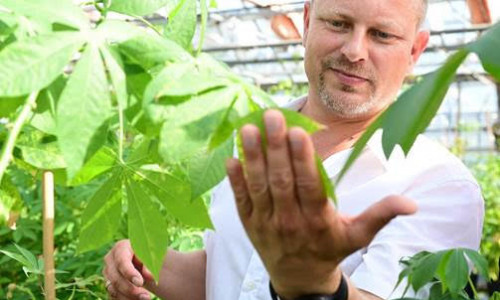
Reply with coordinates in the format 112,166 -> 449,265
145,249 -> 206,300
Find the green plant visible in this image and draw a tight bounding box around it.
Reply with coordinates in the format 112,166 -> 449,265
472,156 -> 500,281
0,0 -> 499,298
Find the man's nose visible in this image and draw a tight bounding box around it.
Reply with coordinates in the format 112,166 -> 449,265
340,30 -> 368,63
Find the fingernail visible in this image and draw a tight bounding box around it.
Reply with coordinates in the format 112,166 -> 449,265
131,276 -> 142,287
241,128 -> 256,149
139,294 -> 150,300
289,129 -> 302,151
265,111 -> 281,134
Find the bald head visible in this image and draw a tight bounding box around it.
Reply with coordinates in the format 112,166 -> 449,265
309,0 -> 428,28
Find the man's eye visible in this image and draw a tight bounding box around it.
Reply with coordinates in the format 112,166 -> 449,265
373,30 -> 392,39
330,20 -> 347,29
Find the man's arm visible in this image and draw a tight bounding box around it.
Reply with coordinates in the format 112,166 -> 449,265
103,240 -> 206,300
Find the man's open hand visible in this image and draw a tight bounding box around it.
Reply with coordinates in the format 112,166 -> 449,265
225,109 -> 417,299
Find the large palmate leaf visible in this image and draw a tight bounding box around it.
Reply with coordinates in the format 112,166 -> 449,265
467,21 -> 500,80
131,165 -> 213,229
0,0 -> 90,30
117,34 -> 193,71
336,49 -> 469,184
0,32 -> 84,97
56,43 -> 113,179
109,0 -> 170,17
164,0 -> 197,51
78,172 -> 122,253
126,177 -> 169,282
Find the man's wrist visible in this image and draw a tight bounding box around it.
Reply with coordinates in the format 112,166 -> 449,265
269,273 -> 348,300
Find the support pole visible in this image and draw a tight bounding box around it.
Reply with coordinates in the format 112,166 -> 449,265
42,171 -> 55,300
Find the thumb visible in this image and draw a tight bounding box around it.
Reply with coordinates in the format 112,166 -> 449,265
344,195 -> 417,253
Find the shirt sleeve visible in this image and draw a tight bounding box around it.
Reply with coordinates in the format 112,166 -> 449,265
348,179 -> 484,299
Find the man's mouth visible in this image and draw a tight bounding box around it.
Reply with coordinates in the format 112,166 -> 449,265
331,68 -> 369,85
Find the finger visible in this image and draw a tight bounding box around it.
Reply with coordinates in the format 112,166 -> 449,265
345,195 -> 418,252
132,255 -> 154,283
288,127 -> 326,215
107,259 -> 151,299
240,124 -> 272,219
226,158 -> 252,221
264,110 -> 299,216
113,243 -> 145,287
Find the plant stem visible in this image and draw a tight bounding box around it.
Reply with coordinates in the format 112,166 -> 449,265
468,276 -> 479,299
117,104 -> 125,164
196,0 -> 208,56
135,16 -> 162,36
0,91 -> 39,183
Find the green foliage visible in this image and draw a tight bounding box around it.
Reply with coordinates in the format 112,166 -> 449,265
394,248 -> 488,299
0,0 -> 498,297
472,156 -> 500,280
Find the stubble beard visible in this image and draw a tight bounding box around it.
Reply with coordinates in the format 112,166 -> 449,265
317,56 -> 379,118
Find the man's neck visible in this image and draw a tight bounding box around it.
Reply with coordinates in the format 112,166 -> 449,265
299,94 -> 383,160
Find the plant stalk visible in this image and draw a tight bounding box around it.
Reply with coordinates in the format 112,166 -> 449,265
118,104 -> 125,164
0,91 -> 39,183
467,276 -> 479,299
42,171 -> 56,300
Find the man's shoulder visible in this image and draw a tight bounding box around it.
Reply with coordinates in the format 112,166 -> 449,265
403,134 -> 478,185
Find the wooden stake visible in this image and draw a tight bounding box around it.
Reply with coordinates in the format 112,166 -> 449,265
42,171 -> 55,300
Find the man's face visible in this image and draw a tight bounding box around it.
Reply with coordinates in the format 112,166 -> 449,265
303,0 -> 429,118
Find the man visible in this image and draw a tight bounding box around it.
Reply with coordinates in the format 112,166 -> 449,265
103,0 -> 484,299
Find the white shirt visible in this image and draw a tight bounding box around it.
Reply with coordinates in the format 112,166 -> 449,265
204,97 -> 484,300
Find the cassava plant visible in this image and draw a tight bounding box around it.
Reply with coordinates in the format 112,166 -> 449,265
0,0 -> 499,299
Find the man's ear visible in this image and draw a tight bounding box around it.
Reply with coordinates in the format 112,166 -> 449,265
303,1 -> 311,46
408,30 -> 430,73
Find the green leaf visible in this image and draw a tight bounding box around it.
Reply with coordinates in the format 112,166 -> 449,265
232,108 -> 324,148
70,146 -> 117,186
30,75 -> 67,135
336,49 -> 468,184
0,0 -> 90,30
99,44 -> 127,109
410,252 -> 444,292
187,138 -> 233,200
0,175 -> 22,226
159,109 -> 225,163
109,0 -> 170,17
164,0 -> 197,51
490,292 -> 500,300
0,32 -> 84,97
0,96 -> 24,118
444,249 -> 469,295
18,142 -> 66,170
468,21 -> 500,80
380,49 -> 469,157
126,177 -> 169,282
315,155 -> 336,204
117,34 -> 192,71
132,165 -> 213,229
155,63 -> 230,98
95,20 -> 145,44
78,173 -> 122,253
463,249 -> 489,279
56,43 -> 113,179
